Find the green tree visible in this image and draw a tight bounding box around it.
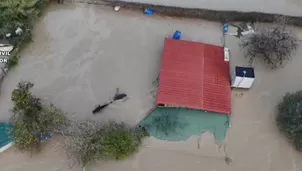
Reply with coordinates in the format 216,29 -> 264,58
10,81 -> 66,152
277,91 -> 302,151
0,0 -> 48,69
0,0 -> 43,39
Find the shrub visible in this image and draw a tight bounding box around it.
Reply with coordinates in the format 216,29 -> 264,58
12,120 -> 40,152
10,81 -> 66,152
11,81 -> 42,116
7,54 -> 20,68
276,91 -> 302,151
0,0 -> 44,43
0,0 -> 47,71
99,122 -> 147,160
65,121 -> 148,167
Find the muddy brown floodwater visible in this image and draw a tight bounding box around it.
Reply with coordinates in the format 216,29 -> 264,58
0,3 -> 223,124
1,2 -> 302,171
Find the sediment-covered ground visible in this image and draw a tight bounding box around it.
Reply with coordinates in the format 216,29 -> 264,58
0,3 -> 223,124
1,2 -> 302,171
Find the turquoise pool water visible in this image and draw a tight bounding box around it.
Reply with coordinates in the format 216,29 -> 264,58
0,123 -> 13,148
140,108 -> 230,142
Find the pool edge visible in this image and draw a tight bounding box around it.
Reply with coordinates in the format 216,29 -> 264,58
0,142 -> 13,153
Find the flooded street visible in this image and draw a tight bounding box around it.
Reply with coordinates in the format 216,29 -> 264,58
1,2 -> 302,171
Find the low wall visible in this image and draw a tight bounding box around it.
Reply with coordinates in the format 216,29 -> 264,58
74,0 -> 302,27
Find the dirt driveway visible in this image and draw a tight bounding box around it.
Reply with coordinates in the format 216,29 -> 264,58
1,2 -> 302,171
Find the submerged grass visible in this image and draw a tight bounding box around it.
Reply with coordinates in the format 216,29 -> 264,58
0,0 -> 48,69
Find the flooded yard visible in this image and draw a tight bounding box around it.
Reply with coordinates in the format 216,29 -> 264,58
0,2 -> 223,124
1,2 -> 302,171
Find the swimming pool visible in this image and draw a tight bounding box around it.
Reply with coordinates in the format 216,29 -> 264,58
0,123 -> 13,152
140,108 -> 230,142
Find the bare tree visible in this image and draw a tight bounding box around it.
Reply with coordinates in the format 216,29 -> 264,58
63,121 -> 102,168
240,16 -> 300,69
61,120 -> 147,170
53,120 -> 103,169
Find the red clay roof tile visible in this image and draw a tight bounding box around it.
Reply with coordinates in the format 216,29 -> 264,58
157,38 -> 231,115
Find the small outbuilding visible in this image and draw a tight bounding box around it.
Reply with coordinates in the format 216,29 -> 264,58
157,38 -> 231,115
231,66 -> 255,89
141,38 -> 232,141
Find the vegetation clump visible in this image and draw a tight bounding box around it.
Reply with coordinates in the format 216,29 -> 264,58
10,81 -> 66,152
7,54 -> 20,68
65,121 -> 148,168
0,0 -> 48,68
277,91 -> 302,151
9,81 -> 148,167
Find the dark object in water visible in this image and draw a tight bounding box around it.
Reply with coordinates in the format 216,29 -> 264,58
113,93 -> 127,101
92,103 -> 110,114
225,156 -> 232,165
92,89 -> 127,114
